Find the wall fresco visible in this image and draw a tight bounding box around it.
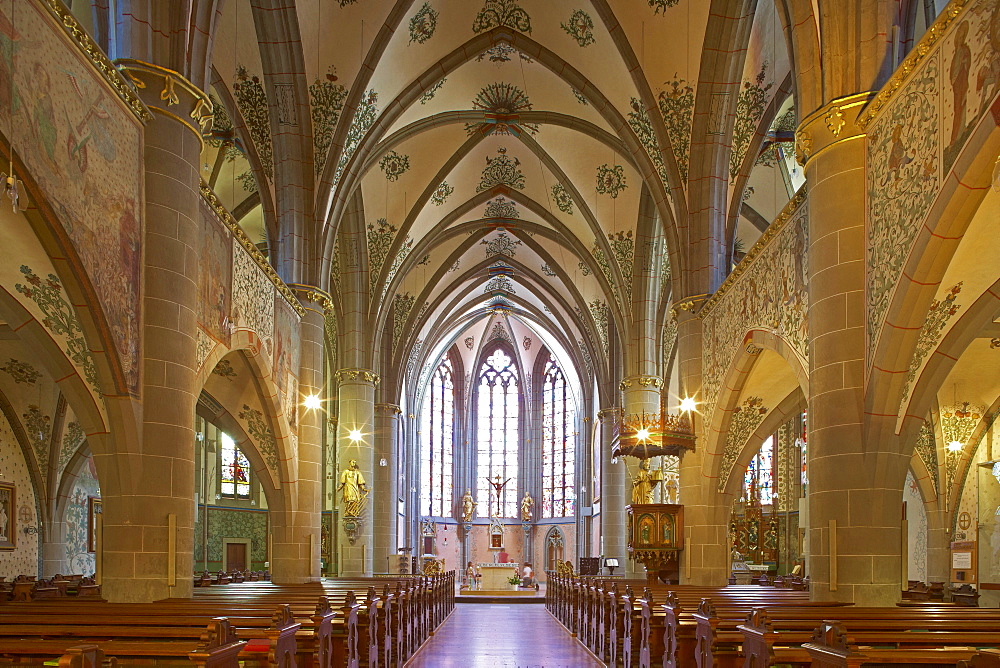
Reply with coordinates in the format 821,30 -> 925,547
64,455 -> 99,575
197,201 -> 233,370
0,409 -> 38,578
0,2 -> 142,394
904,469 -> 928,582
700,202 -> 808,423
231,238 -> 275,357
273,295 -> 301,432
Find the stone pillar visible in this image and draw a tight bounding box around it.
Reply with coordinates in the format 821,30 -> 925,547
100,62 -> 209,601
925,505 -> 950,583
335,369 -> 378,575
373,403 -> 401,574
598,408 -> 625,570
268,287 -> 327,583
41,521 -> 67,577
798,94 -> 907,605
676,309 -> 730,585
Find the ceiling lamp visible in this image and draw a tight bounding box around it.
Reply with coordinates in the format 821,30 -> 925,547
613,410 -> 696,459
303,394 -> 322,410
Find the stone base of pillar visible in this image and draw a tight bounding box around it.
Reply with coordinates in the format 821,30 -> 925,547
340,545 -> 372,576
102,572 -> 194,603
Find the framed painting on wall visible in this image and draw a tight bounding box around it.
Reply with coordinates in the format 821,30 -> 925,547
88,497 -> 102,553
0,481 -> 15,550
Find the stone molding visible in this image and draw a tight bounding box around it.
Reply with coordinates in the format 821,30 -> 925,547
857,0 -> 969,129
619,375 -> 663,391
42,0 -> 151,122
698,188 -> 807,319
288,284 -> 335,313
597,407 -> 621,422
794,93 -> 873,167
335,368 -> 381,387
375,403 -> 402,415
669,294 -> 710,319
115,59 -> 211,143
199,181 -> 305,318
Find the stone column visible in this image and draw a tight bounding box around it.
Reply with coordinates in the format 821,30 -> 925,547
598,408 -> 625,570
798,95 -> 907,605
99,62 -> 209,601
335,369 -> 378,575
268,287 -> 327,583
373,403 -> 401,574
676,309 -> 730,585
41,522 -> 67,577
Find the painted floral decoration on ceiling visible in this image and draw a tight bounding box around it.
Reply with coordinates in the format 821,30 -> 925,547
477,43 -> 533,64
465,336 -> 475,350
731,62 -> 774,178
310,66 -> 349,177
561,9 -> 596,47
473,0 -> 532,35
596,164 -> 627,198
468,82 -> 538,135
430,181 -> 454,206
481,231 -> 522,258
648,0 -> 680,15
0,358 -> 40,385
551,183 -> 574,215
485,196 -> 519,220
233,65 -> 273,180
658,74 -> 696,181
420,78 -> 446,104
408,2 -> 439,44
571,87 -> 588,105
477,147 -> 526,192
379,150 -> 411,181
541,264 -> 557,277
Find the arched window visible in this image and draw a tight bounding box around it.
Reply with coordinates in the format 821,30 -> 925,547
541,355 -> 576,518
220,432 -> 250,499
476,347 -> 519,517
420,357 -> 455,517
744,435 -> 774,505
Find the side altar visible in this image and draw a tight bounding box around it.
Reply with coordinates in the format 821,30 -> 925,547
627,503 -> 684,583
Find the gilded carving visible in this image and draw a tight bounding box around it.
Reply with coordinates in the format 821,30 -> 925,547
335,369 -> 381,386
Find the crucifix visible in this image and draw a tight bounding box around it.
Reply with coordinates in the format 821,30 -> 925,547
487,474 -> 511,517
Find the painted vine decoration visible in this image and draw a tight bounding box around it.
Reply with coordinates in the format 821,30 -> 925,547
430,181 -> 454,206
0,358 -> 40,385
233,65 -> 273,180
901,282 -> 963,404
657,75 -> 696,181
481,231 -> 522,258
473,0 -> 532,34
238,404 -> 280,473
718,396 -> 769,492
309,66 -> 348,176
561,9 -> 596,47
484,196 -> 519,219
477,147 -> 526,192
648,0 -> 680,14
379,150 -> 411,181
334,89 -> 379,186
551,183 -> 574,214
408,2 -> 439,44
730,62 -> 774,178
596,163 -> 627,198
15,266 -> 99,392
420,78 -> 446,104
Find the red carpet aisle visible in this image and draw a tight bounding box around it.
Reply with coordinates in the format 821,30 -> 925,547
405,603 -> 601,667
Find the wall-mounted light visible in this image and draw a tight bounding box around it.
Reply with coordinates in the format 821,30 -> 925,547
636,427 -> 651,441
348,429 -> 364,442
23,522 -> 41,536
679,397 -> 697,413
947,440 -> 964,452
303,394 -> 323,410
379,458 -> 388,467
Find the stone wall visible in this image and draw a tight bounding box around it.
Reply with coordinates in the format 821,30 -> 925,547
0,411 -> 39,578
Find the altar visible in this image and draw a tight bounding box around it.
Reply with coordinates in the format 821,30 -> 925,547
477,562 -> 519,591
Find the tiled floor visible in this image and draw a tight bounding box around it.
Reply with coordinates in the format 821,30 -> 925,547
405,604 -> 601,668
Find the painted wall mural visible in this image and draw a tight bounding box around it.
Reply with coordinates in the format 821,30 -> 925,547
194,506 -> 268,568
310,66 -> 349,177
473,0 -> 532,34
231,238 -> 275,358
0,359 -> 39,385
904,470 -> 929,583
700,198 -> 808,423
0,409 -> 38,578
1,2 -> 143,395
901,282 -> 963,408
233,65 -> 273,181
273,295 -> 301,432
866,52 -> 941,365
913,419 -> 940,495
717,396 -> 769,492
64,455 -> 99,575
57,420 -> 84,474
730,63 -> 774,178
238,404 -> 280,477
657,75 -> 696,181
197,201 -> 233,370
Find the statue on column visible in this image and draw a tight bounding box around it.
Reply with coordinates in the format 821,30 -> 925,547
338,459 -> 369,516
520,492 -> 534,521
461,489 -> 477,522
631,459 -> 662,504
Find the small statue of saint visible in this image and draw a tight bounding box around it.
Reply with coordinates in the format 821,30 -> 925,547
631,459 -> 662,504
520,492 -> 534,522
461,489 -> 477,522
338,459 -> 369,516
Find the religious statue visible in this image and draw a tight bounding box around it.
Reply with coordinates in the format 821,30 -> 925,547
487,474 -> 511,516
338,459 -> 369,516
520,492 -> 534,522
664,475 -> 679,504
461,489 -> 477,522
631,459 -> 662,504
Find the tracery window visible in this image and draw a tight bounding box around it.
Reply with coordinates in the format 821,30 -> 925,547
744,435 -> 774,505
476,347 -> 519,517
541,355 -> 576,518
420,358 -> 455,517
220,432 -> 250,499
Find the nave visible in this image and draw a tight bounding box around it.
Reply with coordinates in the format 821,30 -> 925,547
406,603 -> 601,668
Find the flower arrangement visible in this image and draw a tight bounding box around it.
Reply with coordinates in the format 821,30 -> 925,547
507,574 -> 522,586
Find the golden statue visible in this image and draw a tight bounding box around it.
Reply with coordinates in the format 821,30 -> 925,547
520,492 -> 534,522
338,459 -> 369,516
461,489 -> 477,522
631,459 -> 662,504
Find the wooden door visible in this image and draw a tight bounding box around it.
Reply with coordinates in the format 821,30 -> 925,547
226,543 -> 247,571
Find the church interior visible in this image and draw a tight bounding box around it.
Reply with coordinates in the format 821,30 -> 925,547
1,0 -> 999,665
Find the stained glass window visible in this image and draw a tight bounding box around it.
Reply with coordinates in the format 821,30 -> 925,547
744,435 -> 775,505
476,348 -> 519,518
220,432 -> 250,499
420,358 -> 455,517
542,355 -> 576,518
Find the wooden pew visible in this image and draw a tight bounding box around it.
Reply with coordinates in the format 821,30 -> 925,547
187,617 -> 248,667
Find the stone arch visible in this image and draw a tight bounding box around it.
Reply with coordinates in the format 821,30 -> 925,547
544,526 -> 566,573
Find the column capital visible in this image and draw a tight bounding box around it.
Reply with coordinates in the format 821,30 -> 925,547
597,407 -> 621,423
288,284 -> 335,314
795,91 -> 876,168
335,368 -> 380,387
116,59 -> 212,145
375,403 -> 402,415
670,294 -> 710,319
619,375 -> 663,391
